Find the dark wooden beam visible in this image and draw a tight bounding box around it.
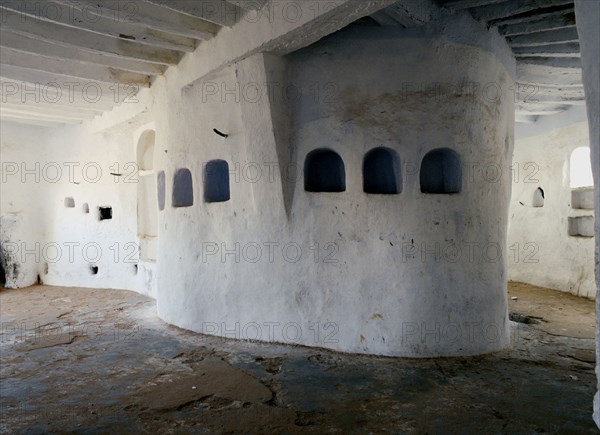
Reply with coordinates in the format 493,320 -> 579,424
508,27 -> 579,47
517,56 -> 582,68
498,12 -> 576,35
438,0 -> 506,10
471,0 -> 573,22
489,4 -> 574,26
513,42 -> 580,56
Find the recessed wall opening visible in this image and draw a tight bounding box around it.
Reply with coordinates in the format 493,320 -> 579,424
82,203 -> 89,213
0,243 -> 8,288
567,147 -> 595,237
204,160 -> 231,203
172,168 -> 194,207
568,216 -> 595,237
420,148 -> 462,194
572,187 -> 594,210
304,149 -> 346,192
0,258 -> 5,287
64,197 -> 75,208
99,207 -> 112,221
157,170 -> 166,211
137,130 -> 156,171
532,187 -> 545,208
363,147 -> 401,194
570,146 -> 594,188
136,130 -> 159,261
89,264 -> 99,275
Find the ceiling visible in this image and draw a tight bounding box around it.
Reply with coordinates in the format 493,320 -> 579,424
0,0 -> 260,125
0,0 -> 585,126
432,0 -> 583,123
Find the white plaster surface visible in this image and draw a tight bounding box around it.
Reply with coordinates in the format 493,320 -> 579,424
152,15 -> 516,357
509,108 -> 595,298
0,120 -> 157,298
0,123 -> 49,288
1,10 -> 521,357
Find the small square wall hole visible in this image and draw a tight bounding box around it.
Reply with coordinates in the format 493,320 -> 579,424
572,187 -> 594,210
89,264 -> 99,275
82,203 -> 90,214
64,197 -> 75,208
568,216 -> 595,237
99,207 -> 112,221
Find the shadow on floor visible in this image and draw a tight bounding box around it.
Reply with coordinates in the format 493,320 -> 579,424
0,283 -> 596,433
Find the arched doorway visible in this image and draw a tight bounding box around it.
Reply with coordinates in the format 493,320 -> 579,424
137,130 -> 158,261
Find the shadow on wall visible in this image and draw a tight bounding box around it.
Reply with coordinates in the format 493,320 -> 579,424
363,147 -> 402,194
0,255 -> 5,287
304,148 -> 346,192
0,242 -> 12,288
173,169 -> 194,207
157,171 -> 166,211
420,148 -> 462,194
204,160 -> 231,203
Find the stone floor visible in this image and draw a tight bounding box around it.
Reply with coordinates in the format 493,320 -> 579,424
0,282 -> 597,434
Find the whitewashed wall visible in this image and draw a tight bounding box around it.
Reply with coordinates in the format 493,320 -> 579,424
153,14 -> 516,357
0,119 -> 156,297
508,106 -> 595,298
2,12 -> 522,357
1,122 -> 51,287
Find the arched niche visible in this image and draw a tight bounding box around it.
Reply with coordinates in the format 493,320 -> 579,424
363,147 -> 402,194
137,130 -> 156,171
420,148 -> 462,194
304,149 -> 346,193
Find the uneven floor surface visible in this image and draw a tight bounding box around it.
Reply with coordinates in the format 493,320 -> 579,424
0,282 -> 597,434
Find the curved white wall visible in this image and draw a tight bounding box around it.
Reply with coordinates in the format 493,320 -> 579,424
0,12 -> 517,358
155,16 -> 516,357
